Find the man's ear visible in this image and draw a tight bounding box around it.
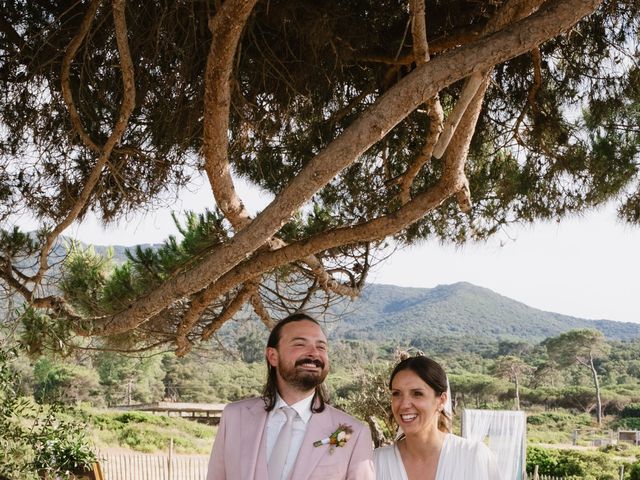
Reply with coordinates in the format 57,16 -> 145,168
266,346 -> 279,368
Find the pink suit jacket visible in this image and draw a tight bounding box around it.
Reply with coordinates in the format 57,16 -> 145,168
206,397 -> 375,480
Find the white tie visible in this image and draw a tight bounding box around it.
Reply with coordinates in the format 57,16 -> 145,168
268,407 -> 297,480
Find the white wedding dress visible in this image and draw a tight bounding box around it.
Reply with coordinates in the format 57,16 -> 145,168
373,434 -> 502,480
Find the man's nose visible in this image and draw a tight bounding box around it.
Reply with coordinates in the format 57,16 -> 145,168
306,345 -> 320,357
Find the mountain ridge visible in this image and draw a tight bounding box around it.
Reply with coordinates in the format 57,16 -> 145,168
329,281 -> 640,342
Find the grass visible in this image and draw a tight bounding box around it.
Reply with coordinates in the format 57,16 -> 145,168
85,410 -> 216,454
527,411 -> 594,445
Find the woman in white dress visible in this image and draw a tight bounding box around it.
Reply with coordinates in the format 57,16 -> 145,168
373,356 -> 501,480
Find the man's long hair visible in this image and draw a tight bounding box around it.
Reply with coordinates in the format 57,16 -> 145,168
262,312 -> 329,413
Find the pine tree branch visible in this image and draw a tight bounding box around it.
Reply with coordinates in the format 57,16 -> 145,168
514,47 -> 543,135
398,0 -> 444,204
202,0 -> 258,230
60,0 -> 102,154
410,0 -> 429,64
31,0 -> 136,291
0,263 -> 31,300
356,25 -> 486,66
198,282 -> 256,343
249,291 -> 275,330
201,0 -> 363,321
187,89 -> 490,340
433,0 -> 546,159
450,75 -> 491,212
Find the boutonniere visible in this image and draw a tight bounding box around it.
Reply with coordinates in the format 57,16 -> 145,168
313,424 -> 353,453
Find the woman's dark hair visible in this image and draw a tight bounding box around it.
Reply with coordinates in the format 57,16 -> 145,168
389,355 -> 452,433
262,312 -> 329,413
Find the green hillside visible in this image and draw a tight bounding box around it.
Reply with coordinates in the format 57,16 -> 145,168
330,282 -> 640,343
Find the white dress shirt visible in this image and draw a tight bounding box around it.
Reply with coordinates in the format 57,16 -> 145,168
266,392 -> 314,480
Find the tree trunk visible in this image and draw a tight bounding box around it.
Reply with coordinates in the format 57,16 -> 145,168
589,354 -> 603,424
367,416 -> 389,448
514,373 -> 521,411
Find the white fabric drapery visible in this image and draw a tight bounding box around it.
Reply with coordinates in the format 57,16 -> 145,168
461,409 -> 527,480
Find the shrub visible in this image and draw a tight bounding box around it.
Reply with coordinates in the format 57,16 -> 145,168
629,461 -> 640,480
612,417 -> 640,430
526,446 -> 625,480
527,411 -> 592,429
31,406 -> 98,477
0,348 -> 97,480
621,403 -> 640,418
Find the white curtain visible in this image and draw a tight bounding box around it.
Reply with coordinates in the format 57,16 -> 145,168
461,409 -> 526,480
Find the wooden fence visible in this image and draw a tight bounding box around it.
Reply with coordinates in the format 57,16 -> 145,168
526,463 -> 626,480
526,475 -> 575,480
525,466 -> 580,480
98,452 -> 208,480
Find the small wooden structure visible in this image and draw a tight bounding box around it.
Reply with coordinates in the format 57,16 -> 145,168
113,402 -> 226,425
618,430 -> 640,446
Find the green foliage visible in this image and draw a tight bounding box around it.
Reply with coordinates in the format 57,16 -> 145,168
622,404 -> 640,418
0,347 -> 35,479
527,411 -> 593,428
614,417 -> 640,430
30,405 -> 98,478
33,358 -> 102,406
59,243 -> 112,316
449,373 -> 508,408
337,362 -> 395,445
527,446 -> 626,480
19,307 -> 75,358
94,351 -> 164,406
233,323 -> 269,364
629,461 -> 640,480
545,329 -> 610,368
59,210 -> 228,322
162,355 -> 263,403
0,347 -> 97,479
526,411 -> 593,444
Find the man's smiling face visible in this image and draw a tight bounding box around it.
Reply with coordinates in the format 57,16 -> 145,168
267,319 -> 330,392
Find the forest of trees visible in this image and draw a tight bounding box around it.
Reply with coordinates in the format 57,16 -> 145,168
4,325 -> 640,425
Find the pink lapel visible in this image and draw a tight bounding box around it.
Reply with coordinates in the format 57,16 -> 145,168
288,407 -> 335,479
240,399 -> 269,480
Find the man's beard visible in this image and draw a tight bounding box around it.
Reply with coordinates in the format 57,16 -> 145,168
278,357 -> 328,391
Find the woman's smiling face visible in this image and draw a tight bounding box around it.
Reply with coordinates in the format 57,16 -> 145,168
390,369 -> 446,435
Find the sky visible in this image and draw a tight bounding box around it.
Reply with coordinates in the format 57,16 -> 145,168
14,175 -> 640,324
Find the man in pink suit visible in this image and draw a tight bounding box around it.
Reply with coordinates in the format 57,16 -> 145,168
206,312 -> 375,480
